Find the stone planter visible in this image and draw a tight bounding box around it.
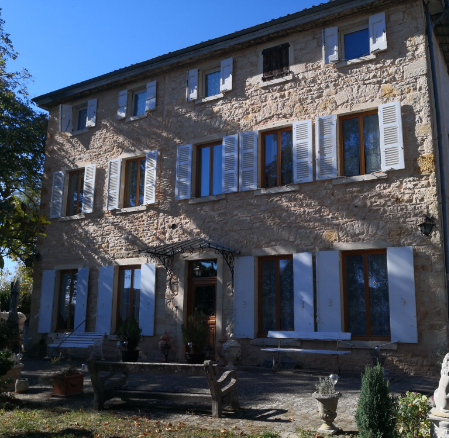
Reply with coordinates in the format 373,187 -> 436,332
222,337 -> 241,369
52,372 -> 84,397
5,363 -> 24,391
312,392 -> 342,435
15,378 -> 29,393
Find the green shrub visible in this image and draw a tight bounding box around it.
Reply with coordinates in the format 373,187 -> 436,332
355,363 -> 397,438
396,392 -> 431,438
116,318 -> 142,351
0,350 -> 13,376
181,310 -> 209,353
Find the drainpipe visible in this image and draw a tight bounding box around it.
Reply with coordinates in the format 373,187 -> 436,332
425,1 -> 449,314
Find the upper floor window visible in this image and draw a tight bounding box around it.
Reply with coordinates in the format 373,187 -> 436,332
262,43 -> 290,82
204,68 -> 221,98
117,266 -> 141,330
59,99 -> 97,133
342,25 -> 370,61
57,269 -> 78,331
125,157 -> 146,207
117,81 -> 157,120
67,169 -> 85,216
132,89 -> 146,117
76,107 -> 88,131
197,142 -> 223,197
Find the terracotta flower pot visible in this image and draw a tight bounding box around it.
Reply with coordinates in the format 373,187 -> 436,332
311,392 -> 342,434
5,363 -> 24,391
121,350 -> 139,362
52,372 -> 84,397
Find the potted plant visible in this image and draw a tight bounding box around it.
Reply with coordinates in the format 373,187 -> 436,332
181,310 -> 209,364
116,318 -> 142,362
5,352 -> 23,391
41,361 -> 84,397
311,375 -> 342,434
0,350 -> 14,392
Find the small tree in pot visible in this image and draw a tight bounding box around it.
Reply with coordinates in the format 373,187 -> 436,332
116,318 -> 142,362
182,310 -> 209,364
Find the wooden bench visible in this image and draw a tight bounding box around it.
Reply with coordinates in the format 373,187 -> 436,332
48,332 -> 106,360
261,331 -> 352,372
86,360 -> 240,418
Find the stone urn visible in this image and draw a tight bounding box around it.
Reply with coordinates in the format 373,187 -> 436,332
312,392 -> 342,435
5,363 -> 24,391
15,378 -> 29,393
429,353 -> 449,437
222,336 -> 241,369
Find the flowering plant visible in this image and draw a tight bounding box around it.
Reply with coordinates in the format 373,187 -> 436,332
396,391 -> 431,438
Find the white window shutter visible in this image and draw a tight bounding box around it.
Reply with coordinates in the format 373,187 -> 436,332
143,150 -> 158,204
293,252 -> 314,332
107,159 -> 121,210
74,268 -> 89,332
387,247 -> 418,343
82,164 -> 96,214
293,119 -> 313,183
187,69 -> 198,101
175,144 -> 192,200
239,131 -> 258,191
222,134 -> 238,193
50,171 -> 65,219
86,99 -> 97,128
145,81 -> 156,112
220,57 -> 233,93
234,256 -> 255,338
38,270 -> 56,333
59,104 -> 72,132
379,101 -> 404,171
323,27 -> 339,64
140,263 -> 156,336
316,115 -> 337,180
369,12 -> 387,53
95,266 -> 114,335
117,90 -> 128,119
316,251 -> 342,332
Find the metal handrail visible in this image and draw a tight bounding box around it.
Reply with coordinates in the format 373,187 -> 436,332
54,319 -> 86,352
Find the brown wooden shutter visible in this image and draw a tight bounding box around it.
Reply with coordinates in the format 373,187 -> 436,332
262,47 -> 273,80
262,43 -> 290,81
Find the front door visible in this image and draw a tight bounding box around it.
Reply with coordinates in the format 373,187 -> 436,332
187,260 -> 217,359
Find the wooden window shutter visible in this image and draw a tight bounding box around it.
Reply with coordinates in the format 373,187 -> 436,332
238,131 -> 258,191
95,266 -> 114,335
369,12 -> 387,53
220,58 -> 233,93
143,150 -> 158,204
315,115 -> 337,180
323,27 -> 339,64
139,263 -> 156,336
145,81 -> 156,112
234,256 -> 255,338
38,270 -> 56,333
82,164 -> 96,214
117,90 -> 128,119
262,44 -> 289,81
293,252 -> 314,332
279,43 -> 290,74
292,119 -> 313,183
387,247 -> 418,343
222,134 -> 239,193
73,268 -> 89,332
86,99 -> 97,128
379,101 -> 404,171
187,69 -> 198,101
107,159 -> 121,210
262,47 -> 273,80
49,171 -> 65,219
59,104 -> 72,132
175,144 -> 192,200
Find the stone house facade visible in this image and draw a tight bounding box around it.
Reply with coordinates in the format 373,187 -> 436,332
31,0 -> 449,374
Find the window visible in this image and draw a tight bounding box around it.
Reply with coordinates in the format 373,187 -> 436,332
66,169 -> 84,216
258,255 -> 293,335
117,266 -> 141,329
262,127 -> 293,188
132,90 -> 146,117
342,249 -> 390,340
125,157 -> 146,207
76,107 -> 88,131
59,100 -> 97,133
57,270 -> 78,331
342,25 -> 370,61
204,68 -> 221,98
262,43 -> 290,82
196,142 -> 222,197
339,110 -> 380,176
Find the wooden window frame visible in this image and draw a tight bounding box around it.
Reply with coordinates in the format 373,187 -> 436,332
341,249 -> 390,341
116,265 -> 141,331
124,157 -> 146,207
339,109 -> 378,176
257,254 -> 293,337
261,126 -> 293,188
196,141 -> 222,198
66,169 -> 84,216
56,269 -> 78,332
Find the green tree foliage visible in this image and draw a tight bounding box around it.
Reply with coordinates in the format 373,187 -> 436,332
355,363 -> 397,438
396,392 -> 431,438
0,265 -> 33,315
181,310 -> 209,353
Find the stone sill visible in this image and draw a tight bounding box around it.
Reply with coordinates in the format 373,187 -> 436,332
259,74 -> 293,88
114,205 -> 148,214
337,340 -> 397,350
189,194 -> 225,204
58,214 -> 86,221
335,54 -> 377,68
332,172 -> 387,185
68,128 -> 89,137
195,94 -> 224,104
250,338 -> 301,347
125,113 -> 148,123
254,185 -> 299,196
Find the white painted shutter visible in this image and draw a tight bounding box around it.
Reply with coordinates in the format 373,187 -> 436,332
82,164 -> 96,214
293,252 -> 314,332
187,69 -> 198,101
95,266 -> 114,335
50,171 -> 65,219
145,81 -> 156,111
234,256 -> 255,338
220,57 -> 233,93
140,263 -> 156,336
222,135 -> 238,193
379,101 -> 404,171
369,12 -> 387,53
239,131 -> 258,191
107,159 -> 121,210
117,90 -> 128,119
175,144 -> 192,200
74,268 -> 89,332
316,115 -> 337,180
143,150 -> 158,204
316,251 -> 342,332
387,247 -> 418,343
38,270 -> 56,333
323,27 -> 339,64
59,104 -> 72,132
86,99 -> 97,128
293,119 -> 313,183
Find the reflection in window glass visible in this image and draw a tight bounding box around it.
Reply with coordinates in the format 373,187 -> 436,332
205,71 -> 221,97
368,254 -> 390,336
212,144 -> 222,195
264,134 -> 278,188
192,261 -> 217,277
133,90 -> 146,117
77,108 -> 87,131
363,114 -> 381,174
280,131 -> 293,186
344,28 -> 369,60
279,259 -> 294,330
118,267 -> 141,329
261,260 -> 277,333
193,285 -> 216,316
345,255 -> 366,335
199,147 -> 211,197
342,118 -> 360,177
264,130 -> 293,188
58,270 -> 77,331
198,144 -> 222,197
125,158 -> 145,207
67,170 -> 84,216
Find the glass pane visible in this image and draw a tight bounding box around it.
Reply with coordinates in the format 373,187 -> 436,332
77,108 -> 87,131
280,131 -> 293,186
139,158 -> 145,205
205,71 -> 220,97
342,118 -> 360,176
368,254 -> 390,336
199,147 -> 211,197
133,91 -> 146,116
193,285 -> 216,317
212,144 -> 222,195
67,172 -> 79,216
119,269 -> 132,326
59,272 -> 72,330
344,28 -> 369,60
132,269 -> 141,322
345,255 -> 366,335
70,272 -> 77,331
191,261 -> 217,277
126,160 -> 138,207
363,114 -> 381,174
264,133 -> 278,188
279,259 -> 294,331
261,260 -> 277,333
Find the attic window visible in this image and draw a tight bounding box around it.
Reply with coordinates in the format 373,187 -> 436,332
262,43 -> 290,82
